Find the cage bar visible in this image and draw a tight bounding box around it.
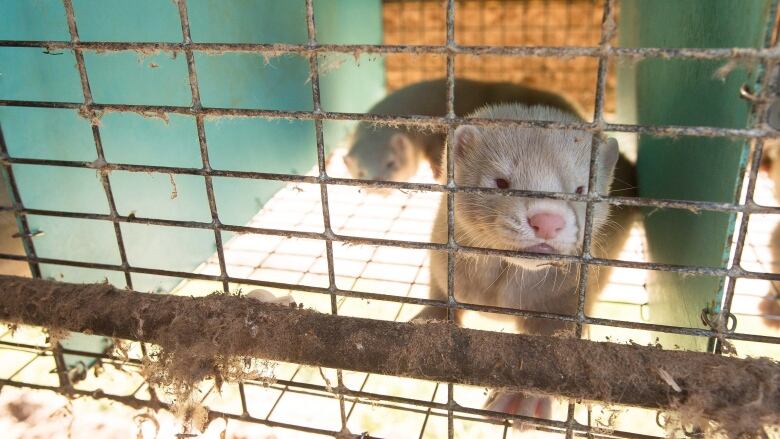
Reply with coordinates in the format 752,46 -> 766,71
0,98 -> 775,139
2,275 -> 778,430
3,39 -> 780,61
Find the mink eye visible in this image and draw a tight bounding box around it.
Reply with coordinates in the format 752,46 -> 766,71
495,178 -> 509,189
386,160 -> 396,169
575,186 -> 585,194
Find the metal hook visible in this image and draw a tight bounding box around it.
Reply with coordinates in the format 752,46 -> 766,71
700,308 -> 737,333
740,84 -> 762,102
655,411 -> 668,429
11,230 -> 45,239
740,83 -> 775,104
726,312 -> 738,332
699,307 -> 711,327
742,83 -> 780,130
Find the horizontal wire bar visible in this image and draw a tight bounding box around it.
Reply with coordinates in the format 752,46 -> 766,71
3,155 -> 780,215
2,39 -> 780,61
0,99 -> 776,140
2,202 -> 780,279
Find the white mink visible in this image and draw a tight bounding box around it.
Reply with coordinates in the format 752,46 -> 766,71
418,103 -> 638,428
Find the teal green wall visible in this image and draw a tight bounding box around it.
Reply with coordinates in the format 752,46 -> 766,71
618,0 -> 773,350
0,0 -> 384,369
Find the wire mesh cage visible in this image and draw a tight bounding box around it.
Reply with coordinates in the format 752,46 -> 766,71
1,0 -> 780,438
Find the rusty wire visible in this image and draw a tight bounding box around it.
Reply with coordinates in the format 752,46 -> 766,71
2,39 -> 780,61
6,154 -> 780,214
444,0 -> 457,435
303,0 -> 351,431
564,1 -> 618,435
0,98 -> 776,139
1,0 -> 780,438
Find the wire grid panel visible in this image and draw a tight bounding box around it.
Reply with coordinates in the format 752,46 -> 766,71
0,0 -> 779,438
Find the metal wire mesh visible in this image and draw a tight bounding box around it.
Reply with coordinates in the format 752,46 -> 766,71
383,0 -> 612,112
1,0 -> 780,437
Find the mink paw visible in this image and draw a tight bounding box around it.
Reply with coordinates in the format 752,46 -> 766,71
485,391 -> 552,432
245,289 -> 296,306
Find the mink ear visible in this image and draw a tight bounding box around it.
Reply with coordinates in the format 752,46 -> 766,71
453,125 -> 479,159
389,133 -> 412,157
599,137 -> 619,173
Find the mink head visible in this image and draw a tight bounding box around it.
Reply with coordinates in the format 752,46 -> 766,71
344,124 -> 420,189
452,104 -> 619,271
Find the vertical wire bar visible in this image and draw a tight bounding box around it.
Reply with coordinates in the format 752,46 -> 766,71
0,125 -> 41,279
445,0 -> 457,437
573,0 -> 614,343
304,0 -> 348,432
238,380 -> 249,416
445,1 -> 457,324
304,0 -> 338,319
717,2 -> 780,350
400,0 -> 408,85
724,3 -> 780,212
417,382 -> 440,439
564,403 -> 577,439
51,342 -> 72,391
173,0 -> 228,409
61,0 -> 137,389
479,0 -> 486,78
175,0 -> 233,411
175,0 -> 230,294
500,0 -> 508,76
567,0 -> 615,437
718,157 -> 766,349
63,0 -> 161,392
62,0 -> 132,290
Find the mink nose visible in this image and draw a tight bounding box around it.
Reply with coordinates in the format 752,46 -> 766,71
528,213 -> 565,239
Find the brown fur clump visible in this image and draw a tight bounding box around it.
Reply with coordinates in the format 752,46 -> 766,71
1,276 -> 779,436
